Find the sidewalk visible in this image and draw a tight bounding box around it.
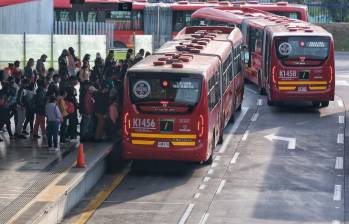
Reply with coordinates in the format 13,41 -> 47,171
0,130 -> 114,223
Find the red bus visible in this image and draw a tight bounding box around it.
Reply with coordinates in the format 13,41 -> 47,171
192,8 -> 335,107
54,0 -> 308,48
122,26 -> 244,163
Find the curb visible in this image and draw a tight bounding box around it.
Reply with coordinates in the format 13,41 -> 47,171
8,143 -> 113,224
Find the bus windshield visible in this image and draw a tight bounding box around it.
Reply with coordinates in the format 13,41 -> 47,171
129,73 -> 202,106
275,36 -> 330,61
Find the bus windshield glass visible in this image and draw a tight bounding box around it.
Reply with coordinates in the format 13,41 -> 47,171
275,36 -> 330,61
129,73 -> 202,105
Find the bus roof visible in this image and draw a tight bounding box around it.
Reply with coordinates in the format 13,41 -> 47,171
128,26 -> 243,77
266,23 -> 333,38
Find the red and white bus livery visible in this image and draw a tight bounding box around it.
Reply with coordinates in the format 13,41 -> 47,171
192,8 -> 334,107
261,23 -> 334,107
122,26 -> 244,163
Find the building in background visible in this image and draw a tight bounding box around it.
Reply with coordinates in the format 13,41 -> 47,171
0,0 -> 54,34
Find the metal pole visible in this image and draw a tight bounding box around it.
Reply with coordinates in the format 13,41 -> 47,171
157,4 -> 160,49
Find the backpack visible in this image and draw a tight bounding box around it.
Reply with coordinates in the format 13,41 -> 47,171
66,101 -> 75,114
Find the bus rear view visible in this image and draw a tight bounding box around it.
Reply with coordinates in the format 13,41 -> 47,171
266,24 -> 335,107
122,26 -> 244,163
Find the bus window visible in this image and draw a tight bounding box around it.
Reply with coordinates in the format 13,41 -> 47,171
208,71 -> 220,111
275,36 -> 330,64
133,10 -> 144,30
173,11 -> 194,32
129,73 -> 202,106
222,53 -> 233,92
76,11 -> 84,22
107,11 -> 132,30
55,10 -> 70,22
233,45 -> 242,77
273,11 -> 301,20
87,11 -> 97,22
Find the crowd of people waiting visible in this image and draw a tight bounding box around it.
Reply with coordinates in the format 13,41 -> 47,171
0,47 -> 149,150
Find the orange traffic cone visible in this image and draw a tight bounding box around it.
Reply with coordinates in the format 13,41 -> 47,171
76,143 -> 86,168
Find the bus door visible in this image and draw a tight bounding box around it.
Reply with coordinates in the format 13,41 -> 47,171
262,29 -> 271,94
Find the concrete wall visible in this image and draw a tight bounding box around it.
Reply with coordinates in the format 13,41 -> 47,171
0,0 -> 53,34
318,23 -> 349,51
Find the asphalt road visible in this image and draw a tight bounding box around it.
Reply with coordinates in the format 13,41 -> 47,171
64,53 -> 349,224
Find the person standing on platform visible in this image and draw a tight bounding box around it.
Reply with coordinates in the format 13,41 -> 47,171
32,79 -> 47,138
45,95 -> 62,151
36,54 -> 47,79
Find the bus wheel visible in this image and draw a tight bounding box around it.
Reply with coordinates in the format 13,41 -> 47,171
321,101 -> 329,107
312,101 -> 321,108
204,153 -> 213,165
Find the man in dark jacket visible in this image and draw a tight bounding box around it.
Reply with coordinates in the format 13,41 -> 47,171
33,79 -> 47,138
58,49 -> 69,78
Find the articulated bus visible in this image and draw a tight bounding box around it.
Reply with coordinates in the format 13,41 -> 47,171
191,8 -> 335,107
122,26 -> 244,163
54,0 -> 308,48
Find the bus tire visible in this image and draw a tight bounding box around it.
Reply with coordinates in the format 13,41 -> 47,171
312,101 -> 321,108
321,101 -> 329,107
204,153 -> 213,165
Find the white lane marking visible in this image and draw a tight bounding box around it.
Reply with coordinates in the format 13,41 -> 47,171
333,185 -> 342,201
203,177 -> 211,182
178,203 -> 195,224
193,193 -> 200,199
207,169 -> 214,175
332,220 -> 341,224
257,99 -> 263,106
337,133 -> 344,144
199,213 -> 209,224
211,162 -> 218,168
219,107 -> 249,153
251,113 -> 259,122
339,116 -> 345,124
246,87 -> 257,94
337,100 -> 344,107
214,155 -> 221,161
335,157 -> 344,170
199,184 -> 206,190
230,152 -> 240,164
336,80 -> 349,86
216,180 -> 226,194
242,130 -> 250,141
265,133 -> 296,150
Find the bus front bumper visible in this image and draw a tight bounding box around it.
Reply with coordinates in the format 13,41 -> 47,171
122,139 -> 208,162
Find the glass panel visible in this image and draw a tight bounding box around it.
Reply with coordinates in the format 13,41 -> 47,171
87,11 -> 97,22
80,35 -> 107,68
133,10 -> 144,30
25,35 -> 51,70
275,36 -> 330,60
107,11 -> 132,30
129,73 -> 202,105
53,35 -> 79,69
0,35 -> 24,69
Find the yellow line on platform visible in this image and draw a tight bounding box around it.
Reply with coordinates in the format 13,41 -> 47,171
74,165 -> 130,224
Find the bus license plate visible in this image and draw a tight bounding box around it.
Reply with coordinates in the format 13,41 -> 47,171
157,141 -> 170,148
298,87 -> 307,92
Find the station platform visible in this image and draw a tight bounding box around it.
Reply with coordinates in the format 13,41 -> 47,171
0,133 -> 114,224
